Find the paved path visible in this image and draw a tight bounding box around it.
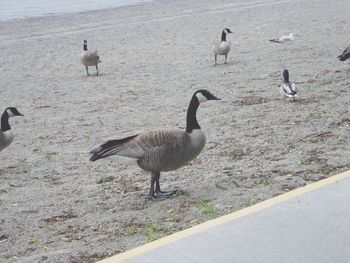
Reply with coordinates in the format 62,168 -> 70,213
98,171 -> 350,263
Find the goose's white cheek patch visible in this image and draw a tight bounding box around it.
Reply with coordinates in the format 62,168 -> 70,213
196,93 -> 208,103
6,109 -> 15,117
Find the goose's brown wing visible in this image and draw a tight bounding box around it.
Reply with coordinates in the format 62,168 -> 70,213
89,129 -> 188,162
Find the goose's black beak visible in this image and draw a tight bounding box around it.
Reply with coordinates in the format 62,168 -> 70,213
211,96 -> 221,101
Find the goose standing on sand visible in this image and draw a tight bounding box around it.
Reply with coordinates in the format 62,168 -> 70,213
90,90 -> 221,200
211,28 -> 233,65
80,40 -> 101,76
270,33 -> 296,44
0,107 -> 23,152
338,43 -> 350,61
280,69 -> 298,100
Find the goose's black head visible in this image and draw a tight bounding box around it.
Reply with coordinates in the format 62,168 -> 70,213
194,90 -> 221,104
1,107 -> 23,132
221,28 -> 233,41
283,69 -> 289,82
83,40 -> 88,51
5,107 -> 23,117
186,90 -> 220,133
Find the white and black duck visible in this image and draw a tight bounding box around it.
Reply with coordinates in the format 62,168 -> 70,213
279,69 -> 298,100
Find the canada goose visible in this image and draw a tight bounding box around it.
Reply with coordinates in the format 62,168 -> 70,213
270,33 -> 296,43
0,107 -> 23,152
211,28 -> 233,65
338,43 -> 350,61
90,90 -> 220,200
80,40 -> 101,76
280,69 -> 298,100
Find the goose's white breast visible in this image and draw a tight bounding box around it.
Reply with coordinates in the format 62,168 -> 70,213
0,130 -> 15,151
189,129 -> 206,153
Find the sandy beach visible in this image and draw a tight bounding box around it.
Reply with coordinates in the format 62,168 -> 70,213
1,0 -> 350,262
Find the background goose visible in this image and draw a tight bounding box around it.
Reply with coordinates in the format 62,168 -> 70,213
90,90 -> 220,200
80,40 -> 101,76
0,107 -> 23,152
270,33 -> 296,43
338,43 -> 350,61
280,69 -> 298,100
211,28 -> 233,65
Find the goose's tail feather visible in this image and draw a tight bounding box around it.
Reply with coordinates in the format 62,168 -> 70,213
338,54 -> 348,61
269,39 -> 280,43
89,134 -> 138,162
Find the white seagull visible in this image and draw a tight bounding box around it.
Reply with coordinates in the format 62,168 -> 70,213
280,69 -> 298,100
270,33 -> 296,44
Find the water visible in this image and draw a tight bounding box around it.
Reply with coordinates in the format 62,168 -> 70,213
0,0 -> 151,21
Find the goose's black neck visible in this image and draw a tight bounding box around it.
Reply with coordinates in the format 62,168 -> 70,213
186,95 -> 200,133
221,30 -> 227,42
83,43 -> 87,51
283,70 -> 289,83
1,110 -> 10,132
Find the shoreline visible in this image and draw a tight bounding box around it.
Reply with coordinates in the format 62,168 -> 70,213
0,0 -> 154,23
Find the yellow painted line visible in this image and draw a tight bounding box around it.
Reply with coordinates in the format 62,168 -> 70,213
97,169 -> 350,263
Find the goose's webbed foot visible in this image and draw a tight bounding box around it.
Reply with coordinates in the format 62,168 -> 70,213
157,189 -> 177,197
149,191 -> 176,201
148,172 -> 177,201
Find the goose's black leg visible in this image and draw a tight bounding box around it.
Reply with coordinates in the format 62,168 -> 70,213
224,54 -> 228,64
214,54 -> 217,65
85,66 -> 89,76
96,64 -> 99,75
149,173 -> 157,200
148,172 -> 175,201
148,172 -> 168,201
155,172 -> 176,197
